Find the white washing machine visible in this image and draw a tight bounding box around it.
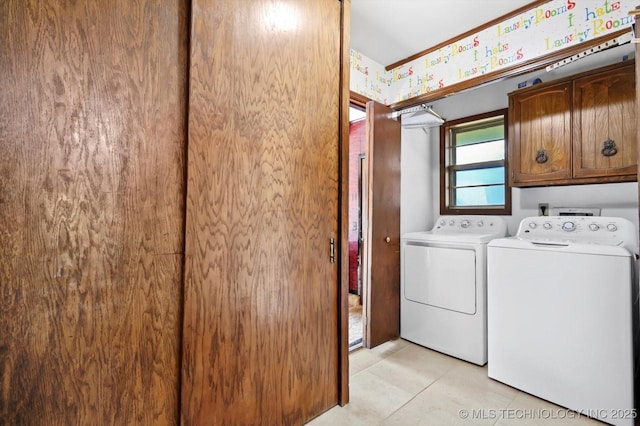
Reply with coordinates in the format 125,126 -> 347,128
401,215 -> 507,365
488,216 -> 638,426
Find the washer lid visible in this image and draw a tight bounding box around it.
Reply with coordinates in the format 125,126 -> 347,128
513,216 -> 638,255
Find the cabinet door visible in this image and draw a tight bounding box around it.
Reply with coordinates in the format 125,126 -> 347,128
509,82 -> 572,185
573,65 -> 637,179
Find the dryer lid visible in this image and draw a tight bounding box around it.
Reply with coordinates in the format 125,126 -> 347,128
403,215 -> 507,244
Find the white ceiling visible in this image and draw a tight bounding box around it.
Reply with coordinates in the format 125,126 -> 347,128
351,0 -> 534,66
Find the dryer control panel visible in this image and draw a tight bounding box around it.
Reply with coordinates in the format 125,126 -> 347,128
518,216 -> 638,253
433,215 -> 507,236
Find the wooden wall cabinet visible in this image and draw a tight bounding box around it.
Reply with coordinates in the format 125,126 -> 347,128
509,61 -> 637,187
509,82 -> 572,185
573,64 -> 637,179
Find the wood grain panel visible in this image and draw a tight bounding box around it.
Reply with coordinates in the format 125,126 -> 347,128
183,0 -> 341,424
573,65 -> 637,178
0,1 -> 188,424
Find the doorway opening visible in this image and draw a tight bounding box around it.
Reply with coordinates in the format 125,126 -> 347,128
348,104 -> 366,350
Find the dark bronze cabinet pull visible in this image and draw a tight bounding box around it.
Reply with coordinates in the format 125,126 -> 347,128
601,139 -> 617,157
535,149 -> 548,164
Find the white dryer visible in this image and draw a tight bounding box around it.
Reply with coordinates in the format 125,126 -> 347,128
401,215 -> 507,365
488,216 -> 638,426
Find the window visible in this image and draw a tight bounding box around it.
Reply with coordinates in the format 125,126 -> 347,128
440,109 -> 511,215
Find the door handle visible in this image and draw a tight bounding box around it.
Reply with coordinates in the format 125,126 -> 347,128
385,236 -> 391,243
329,238 -> 335,263
535,149 -> 548,164
601,139 -> 617,157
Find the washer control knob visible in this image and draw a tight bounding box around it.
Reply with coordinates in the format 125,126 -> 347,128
589,223 -> 600,231
449,220 -> 455,226
477,220 -> 484,227
440,219 -> 446,226
528,222 -> 537,229
543,222 -> 552,230
607,224 -> 618,232
461,220 -> 470,229
562,221 -> 576,232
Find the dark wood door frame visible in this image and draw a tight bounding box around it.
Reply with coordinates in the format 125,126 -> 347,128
339,0 -> 351,406
636,10 -> 640,280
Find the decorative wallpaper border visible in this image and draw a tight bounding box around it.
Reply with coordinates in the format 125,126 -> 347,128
350,0 -> 634,105
349,49 -> 389,104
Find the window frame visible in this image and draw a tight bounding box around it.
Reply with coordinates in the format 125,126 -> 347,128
440,109 -> 511,215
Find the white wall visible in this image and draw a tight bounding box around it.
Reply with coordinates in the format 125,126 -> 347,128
402,44 -> 638,236
510,183 -> 638,234
400,126 -> 434,234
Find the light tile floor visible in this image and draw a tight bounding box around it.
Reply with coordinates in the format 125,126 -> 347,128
348,294 -> 363,349
348,305 -> 363,349
308,339 -> 605,426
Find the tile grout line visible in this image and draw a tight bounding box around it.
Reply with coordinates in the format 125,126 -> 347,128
490,391 -> 519,426
377,351 -> 461,424
378,374 -> 448,424
348,340 -> 411,378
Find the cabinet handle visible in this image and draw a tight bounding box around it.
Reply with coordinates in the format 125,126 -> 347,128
535,149 -> 548,164
601,139 -> 617,157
